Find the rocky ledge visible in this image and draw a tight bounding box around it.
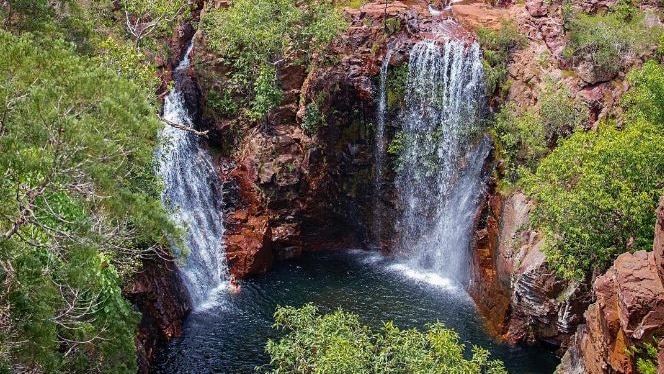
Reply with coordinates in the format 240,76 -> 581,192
557,197 -> 664,373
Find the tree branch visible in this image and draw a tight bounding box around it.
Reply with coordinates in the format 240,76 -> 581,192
160,117 -> 209,138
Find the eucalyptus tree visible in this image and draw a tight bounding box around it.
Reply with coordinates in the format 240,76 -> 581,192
0,29 -> 175,373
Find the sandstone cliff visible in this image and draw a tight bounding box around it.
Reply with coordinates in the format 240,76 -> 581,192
194,1 -> 478,278
556,197 -> 664,373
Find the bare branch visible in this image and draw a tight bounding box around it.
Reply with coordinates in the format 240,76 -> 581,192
160,116 -> 209,138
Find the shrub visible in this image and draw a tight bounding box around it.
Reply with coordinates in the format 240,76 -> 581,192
627,340 -> 659,374
477,21 -> 526,97
301,102 -> 325,136
523,120 -> 664,279
493,104 -> 547,182
386,63 -> 409,109
564,9 -> 662,80
493,81 -> 587,182
265,304 -> 508,374
622,60 -> 664,126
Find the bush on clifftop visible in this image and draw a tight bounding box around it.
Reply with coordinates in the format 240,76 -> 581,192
523,62 -> 664,280
201,0 -> 347,122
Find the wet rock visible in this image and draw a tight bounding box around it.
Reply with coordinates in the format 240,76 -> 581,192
220,159 -> 274,278
125,256 -> 191,373
470,183 -> 512,336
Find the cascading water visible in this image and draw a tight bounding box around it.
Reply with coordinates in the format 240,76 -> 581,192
156,45 -> 228,308
395,39 -> 490,282
372,49 -> 393,247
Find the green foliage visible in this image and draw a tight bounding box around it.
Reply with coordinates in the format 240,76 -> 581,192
384,17 -> 401,35
622,61 -> 664,125
302,102 -> 326,136
538,81 -> 589,138
0,29 -> 174,372
564,8 -> 662,79
1,0 -> 99,52
387,131 -> 407,157
95,37 -> 160,94
207,88 -> 239,117
627,339 -> 659,374
493,105 -> 547,181
523,60 -> 664,280
341,0 -> 370,8
635,342 -> 658,374
251,64 -> 283,121
523,120 -> 664,279
202,0 -> 347,121
265,304 -> 508,374
477,22 -> 526,97
386,63 -> 409,109
493,82 -> 587,182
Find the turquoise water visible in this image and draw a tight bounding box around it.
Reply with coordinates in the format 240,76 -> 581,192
155,250 -> 559,373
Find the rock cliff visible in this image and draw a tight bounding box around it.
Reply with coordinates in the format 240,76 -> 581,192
194,0 -> 478,278
125,255 -> 191,374
472,192 -> 592,350
556,197 -> 664,373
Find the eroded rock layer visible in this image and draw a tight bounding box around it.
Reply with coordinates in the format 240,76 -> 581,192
556,198 -> 664,373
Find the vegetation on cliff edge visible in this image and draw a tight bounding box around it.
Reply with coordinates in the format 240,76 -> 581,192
0,1 -> 182,372
201,0 -> 348,122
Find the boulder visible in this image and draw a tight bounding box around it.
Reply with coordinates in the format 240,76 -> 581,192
526,0 -> 548,17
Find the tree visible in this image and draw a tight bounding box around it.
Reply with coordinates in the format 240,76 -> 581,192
523,120 -> 664,279
201,0 -> 347,121
265,304 -> 508,374
0,29 -> 175,373
119,0 -> 190,47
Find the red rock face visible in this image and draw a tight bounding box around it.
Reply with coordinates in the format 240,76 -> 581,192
472,192 -> 592,350
470,180 -> 512,336
220,159 -> 274,279
125,256 -> 191,374
192,1 -> 486,278
655,196 -> 664,282
557,198 -> 664,373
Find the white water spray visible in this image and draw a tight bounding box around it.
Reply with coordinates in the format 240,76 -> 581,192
373,49 -> 393,247
395,40 -> 489,282
156,45 -> 229,308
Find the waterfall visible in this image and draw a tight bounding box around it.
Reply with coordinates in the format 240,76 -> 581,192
373,49 -> 393,247
395,39 -> 489,282
156,44 -> 228,308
